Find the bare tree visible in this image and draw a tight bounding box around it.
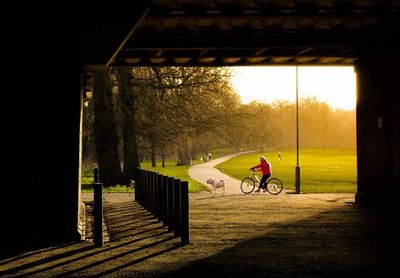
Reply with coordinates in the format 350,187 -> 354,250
132,67 -> 240,166
93,69 -> 129,186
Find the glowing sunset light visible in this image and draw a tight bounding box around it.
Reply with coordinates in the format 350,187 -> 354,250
230,66 -> 356,110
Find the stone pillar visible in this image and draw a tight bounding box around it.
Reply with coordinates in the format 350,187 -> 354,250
27,67 -> 83,245
355,44 -> 400,209
3,25 -> 84,254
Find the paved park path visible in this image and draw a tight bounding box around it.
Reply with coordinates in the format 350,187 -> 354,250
188,151 -> 256,194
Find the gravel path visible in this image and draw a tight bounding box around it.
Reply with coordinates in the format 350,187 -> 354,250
4,155 -> 397,277
3,192 -> 399,277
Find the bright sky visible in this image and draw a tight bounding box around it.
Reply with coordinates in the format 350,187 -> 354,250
230,66 -> 356,110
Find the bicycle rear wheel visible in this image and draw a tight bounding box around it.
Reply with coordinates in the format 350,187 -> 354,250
266,178 -> 283,195
240,177 -> 256,194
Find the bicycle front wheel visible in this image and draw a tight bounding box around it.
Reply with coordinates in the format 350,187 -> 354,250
266,178 -> 284,195
240,177 -> 256,194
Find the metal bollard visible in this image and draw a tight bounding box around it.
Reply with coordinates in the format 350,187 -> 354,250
93,168 -> 103,247
162,176 -> 169,226
94,182 -> 103,247
180,181 -> 189,244
94,167 -> 100,183
167,177 -> 175,231
173,179 -> 181,237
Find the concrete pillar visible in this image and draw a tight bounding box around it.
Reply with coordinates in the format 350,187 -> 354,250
355,44 -> 400,209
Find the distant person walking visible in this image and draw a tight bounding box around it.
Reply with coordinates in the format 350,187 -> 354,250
278,151 -> 282,161
250,156 -> 272,193
186,156 -> 192,167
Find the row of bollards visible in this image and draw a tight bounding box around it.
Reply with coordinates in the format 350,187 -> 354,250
92,167 -> 189,247
135,168 -> 190,244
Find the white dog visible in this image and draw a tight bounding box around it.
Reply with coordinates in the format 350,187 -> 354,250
206,178 -> 226,194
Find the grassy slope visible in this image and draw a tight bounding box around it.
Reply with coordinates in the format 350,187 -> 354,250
81,149 -> 233,193
216,148 -> 357,193
81,162 -> 207,193
141,160 -> 208,193
141,149 -> 233,193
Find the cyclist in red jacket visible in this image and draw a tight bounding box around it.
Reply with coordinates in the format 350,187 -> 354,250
251,156 -> 272,192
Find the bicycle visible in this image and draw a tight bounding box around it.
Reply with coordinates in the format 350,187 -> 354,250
240,170 -> 284,195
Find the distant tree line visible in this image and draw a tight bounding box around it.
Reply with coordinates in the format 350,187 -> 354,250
269,97 -> 356,150
82,67 -> 355,186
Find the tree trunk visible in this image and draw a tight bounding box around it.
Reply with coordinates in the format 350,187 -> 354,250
82,134 -> 91,161
117,69 -> 140,181
93,69 -> 129,186
161,147 -> 166,167
123,128 -> 140,180
176,147 -> 187,166
162,155 -> 166,167
150,143 -> 157,167
82,100 -> 96,164
190,144 -> 198,160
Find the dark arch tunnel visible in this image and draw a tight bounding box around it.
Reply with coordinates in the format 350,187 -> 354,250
3,0 -> 399,258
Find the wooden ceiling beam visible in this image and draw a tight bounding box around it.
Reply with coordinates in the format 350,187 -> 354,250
117,46 -> 357,60
111,56 -> 354,67
148,6 -> 400,18
125,32 -> 371,49
105,2 -> 399,67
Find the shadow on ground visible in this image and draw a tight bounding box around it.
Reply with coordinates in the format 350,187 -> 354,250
0,199 -> 183,277
162,208 -> 399,278
1,194 -> 399,277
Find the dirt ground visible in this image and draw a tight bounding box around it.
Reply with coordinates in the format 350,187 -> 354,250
1,192 -> 399,277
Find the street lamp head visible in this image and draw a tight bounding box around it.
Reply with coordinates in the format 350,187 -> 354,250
82,71 -> 94,106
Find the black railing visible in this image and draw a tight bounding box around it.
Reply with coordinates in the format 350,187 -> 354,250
135,168 -> 190,244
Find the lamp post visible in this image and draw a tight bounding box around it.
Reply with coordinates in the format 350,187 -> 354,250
295,65 -> 301,194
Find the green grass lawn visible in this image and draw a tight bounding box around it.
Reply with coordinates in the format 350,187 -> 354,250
80,148 -> 354,194
81,184 -> 134,193
216,148 -> 357,193
81,167 -> 134,193
81,159 -> 216,194
81,161 -> 207,193
141,160 -> 208,193
81,149 -> 233,193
